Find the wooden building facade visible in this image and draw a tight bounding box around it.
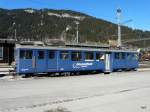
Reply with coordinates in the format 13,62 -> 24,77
0,39 -> 15,65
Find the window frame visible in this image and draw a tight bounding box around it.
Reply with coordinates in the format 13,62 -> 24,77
48,50 -> 55,60
114,53 -> 120,59
84,51 -> 94,61
122,53 -> 125,59
127,53 -> 137,60
114,52 -> 125,60
96,52 -> 104,61
60,51 -> 69,60
38,50 -> 45,60
71,51 -> 82,61
20,50 -> 33,59
133,53 -> 139,60
127,53 -> 131,60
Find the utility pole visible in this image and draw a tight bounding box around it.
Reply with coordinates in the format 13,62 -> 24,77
15,29 -> 17,41
13,22 -> 17,41
75,21 -> 79,44
40,11 -> 44,26
116,8 -> 122,47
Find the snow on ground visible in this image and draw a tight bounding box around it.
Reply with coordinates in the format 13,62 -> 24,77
47,12 -> 85,20
0,70 -> 150,112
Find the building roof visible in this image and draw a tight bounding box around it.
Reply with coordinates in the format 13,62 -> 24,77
0,38 -> 16,44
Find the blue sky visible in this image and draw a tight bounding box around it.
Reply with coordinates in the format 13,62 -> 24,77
0,0 -> 150,31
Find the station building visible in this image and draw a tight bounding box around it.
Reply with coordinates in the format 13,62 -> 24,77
0,38 -> 16,65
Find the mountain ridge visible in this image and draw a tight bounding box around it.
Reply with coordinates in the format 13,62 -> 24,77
0,8 -> 150,47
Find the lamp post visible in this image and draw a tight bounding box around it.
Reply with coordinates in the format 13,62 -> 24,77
116,8 -> 122,47
116,8 -> 133,47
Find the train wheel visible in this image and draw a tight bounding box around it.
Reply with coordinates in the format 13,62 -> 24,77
24,74 -> 33,78
132,68 -> 137,71
104,71 -> 110,74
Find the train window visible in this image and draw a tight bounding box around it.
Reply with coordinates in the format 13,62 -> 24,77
71,51 -> 81,61
38,51 -> 44,59
127,53 -> 137,60
60,51 -> 69,60
115,52 -> 125,59
127,53 -> 131,60
26,51 -> 32,59
20,50 -> 32,59
133,54 -> 138,60
48,51 -> 55,59
84,52 -> 94,61
20,51 -> 25,59
96,52 -> 104,61
122,53 -> 125,59
0,47 -> 3,59
115,53 -> 120,59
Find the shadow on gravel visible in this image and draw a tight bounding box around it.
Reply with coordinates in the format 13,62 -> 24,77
44,107 -> 71,112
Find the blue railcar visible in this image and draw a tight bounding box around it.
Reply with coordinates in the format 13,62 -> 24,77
15,45 -> 139,75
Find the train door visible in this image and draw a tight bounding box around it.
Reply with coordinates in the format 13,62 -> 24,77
47,50 -> 58,72
35,50 -> 47,73
104,53 -> 111,73
19,49 -> 34,73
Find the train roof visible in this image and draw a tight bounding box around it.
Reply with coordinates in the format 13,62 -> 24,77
15,44 -> 138,53
65,43 -> 110,49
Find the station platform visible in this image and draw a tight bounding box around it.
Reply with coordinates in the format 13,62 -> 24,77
0,64 -> 14,75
